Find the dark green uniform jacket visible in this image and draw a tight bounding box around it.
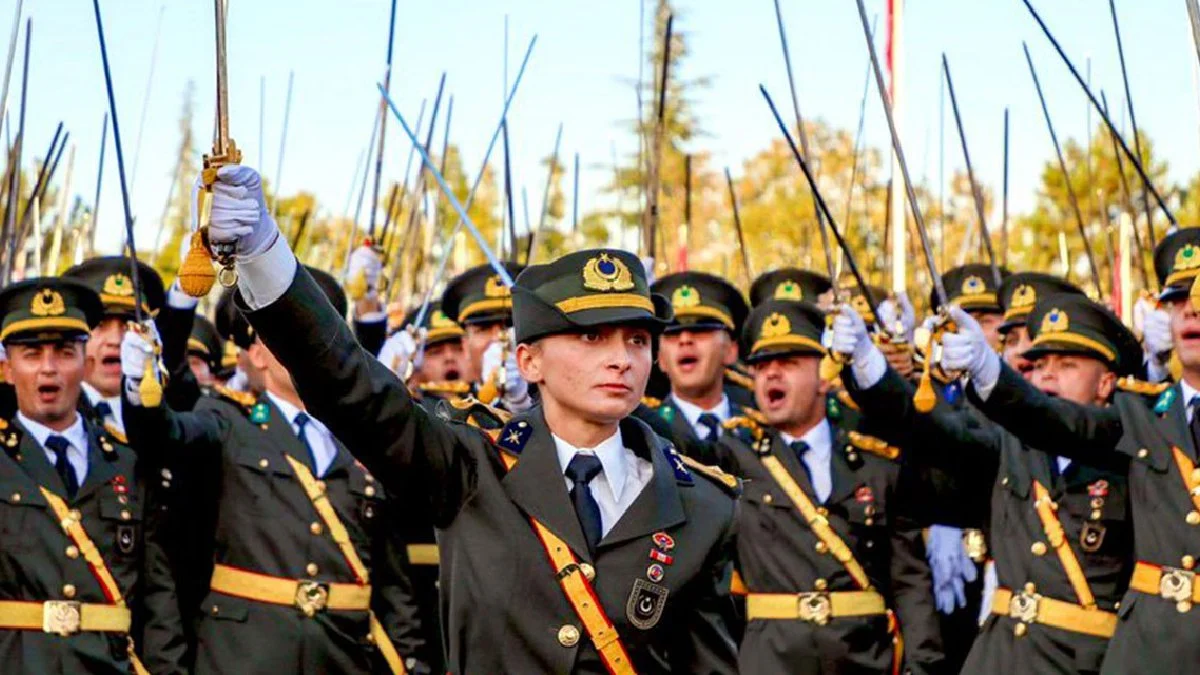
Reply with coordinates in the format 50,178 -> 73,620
849,366 -> 1133,674
240,267 -> 742,675
122,389 -> 430,674
965,363 -> 1200,675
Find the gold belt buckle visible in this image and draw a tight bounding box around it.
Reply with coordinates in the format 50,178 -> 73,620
797,592 -> 832,625
294,581 -> 330,617
1008,589 -> 1041,624
42,601 -> 82,636
1159,567 -> 1195,604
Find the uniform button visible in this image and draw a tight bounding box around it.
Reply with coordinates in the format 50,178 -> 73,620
1178,601 -> 1193,614
120,509 -> 131,521
306,563 -> 319,577
316,481 -> 327,494
1137,448 -> 1149,459
258,459 -> 269,469
62,584 -> 76,599
579,563 -> 596,582
1090,510 -> 1102,520
762,494 -> 773,504
557,624 -> 580,647
1188,511 -> 1200,526
210,605 -> 220,616
364,485 -> 376,498
1031,542 -> 1047,556
9,492 -> 19,503
1184,555 -> 1197,571
816,507 -> 829,517
1013,622 -> 1027,637
813,578 -> 828,591
815,541 -> 829,554
310,522 -> 323,535
1024,582 -> 1037,595
1001,477 -> 1009,486
864,518 -> 874,526
68,510 -> 82,522
161,468 -> 173,480
65,545 -> 79,559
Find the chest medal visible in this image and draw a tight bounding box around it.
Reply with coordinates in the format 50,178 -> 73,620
626,579 -> 668,630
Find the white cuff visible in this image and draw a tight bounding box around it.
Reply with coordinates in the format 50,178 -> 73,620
972,351 -> 1002,401
166,283 -> 200,310
235,234 -> 297,310
851,347 -> 887,390
356,311 -> 387,324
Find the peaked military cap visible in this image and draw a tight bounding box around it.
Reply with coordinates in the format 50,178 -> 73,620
839,281 -> 888,326
930,263 -> 1009,314
0,278 -> 103,344
652,271 -> 749,334
62,256 -> 165,318
749,269 -> 832,307
400,301 -> 465,348
998,271 -> 1085,334
215,287 -> 253,349
442,262 -> 526,326
512,249 -> 671,344
188,315 -> 224,372
740,299 -> 826,364
1024,293 -> 1144,378
1154,227 -> 1200,305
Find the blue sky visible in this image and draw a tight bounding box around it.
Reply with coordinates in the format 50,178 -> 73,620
4,0 -> 1197,255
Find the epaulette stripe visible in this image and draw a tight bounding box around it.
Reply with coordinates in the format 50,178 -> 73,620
679,454 -> 739,491
836,390 -> 861,412
724,368 -> 754,391
1117,376 -> 1171,396
847,430 -> 900,460
641,396 -> 662,408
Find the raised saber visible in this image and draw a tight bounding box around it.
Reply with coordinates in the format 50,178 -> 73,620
1108,0 -> 1155,248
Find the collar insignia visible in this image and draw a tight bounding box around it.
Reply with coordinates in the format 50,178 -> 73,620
582,253 -> 635,292
497,420 -> 530,455
1154,387 -> 1176,415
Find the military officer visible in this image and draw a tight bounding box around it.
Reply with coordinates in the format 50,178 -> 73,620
185,316 -> 224,390
996,272 -> 1086,378
440,261 -> 525,386
748,268 -> 833,309
930,263 -> 1011,349
121,268 -> 431,674
212,162 -> 741,673
0,277 -> 179,674
938,227 -> 1200,674
835,292 -> 1140,673
60,256 -> 166,441
693,299 -> 943,674
215,287 -> 265,395
378,302 -> 468,405
636,271 -> 752,457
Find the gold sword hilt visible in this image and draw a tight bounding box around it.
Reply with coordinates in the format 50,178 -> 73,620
203,139 -> 243,288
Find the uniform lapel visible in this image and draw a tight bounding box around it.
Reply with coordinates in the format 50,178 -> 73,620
765,427 -> 819,501
12,421 -> 67,496
826,427 -> 863,506
74,421 -> 117,503
598,418 -> 686,550
666,399 -> 701,446
1168,383 -> 1198,460
501,409 -> 592,560
260,398 -> 310,475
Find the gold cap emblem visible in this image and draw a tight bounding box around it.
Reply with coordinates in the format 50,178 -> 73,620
430,310 -> 455,329
671,285 -> 701,310
1011,284 -> 1037,309
774,280 -> 802,301
1040,308 -> 1069,334
102,274 -> 134,297
30,289 -> 65,317
760,312 -> 792,339
484,275 -> 510,298
1176,244 -> 1200,272
962,275 -> 986,295
582,253 -> 635,292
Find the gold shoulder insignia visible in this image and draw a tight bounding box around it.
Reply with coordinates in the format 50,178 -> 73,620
723,415 -> 765,440
419,381 -> 472,395
679,454 -> 740,494
212,384 -> 256,409
641,396 -> 663,409
1116,376 -> 1171,396
724,367 -> 754,391
848,430 -> 900,460
445,396 -> 512,430
103,423 -> 128,445
836,389 -> 861,412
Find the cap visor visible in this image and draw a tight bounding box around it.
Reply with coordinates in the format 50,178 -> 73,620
1022,341 -> 1110,366
744,345 -> 824,365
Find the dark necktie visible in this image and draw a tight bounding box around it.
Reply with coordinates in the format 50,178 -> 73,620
293,412 -> 320,475
697,412 -> 721,441
1189,397 -> 1200,459
789,440 -> 814,485
94,400 -> 113,421
565,454 -> 604,555
45,435 -> 79,499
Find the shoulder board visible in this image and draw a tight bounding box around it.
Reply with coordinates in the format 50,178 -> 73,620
1116,376 -> 1171,397
847,430 -> 900,460
0,421 -> 20,454
420,381 -> 472,396
724,367 -> 754,391
436,396 -> 512,431
641,395 -> 662,409
836,389 -> 860,412
722,414 -> 764,440
102,423 -> 128,446
212,384 -> 257,410
679,454 -> 741,495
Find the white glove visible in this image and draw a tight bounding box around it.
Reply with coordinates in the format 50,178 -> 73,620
878,291 -> 916,342
208,165 -> 281,258
831,305 -> 887,389
941,306 -> 1000,394
1142,306 -> 1172,361
348,245 -> 384,298
120,324 -> 160,405
640,257 -> 656,287
481,337 -> 531,410
379,329 -> 422,377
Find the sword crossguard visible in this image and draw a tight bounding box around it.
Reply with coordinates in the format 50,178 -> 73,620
201,139 -> 243,189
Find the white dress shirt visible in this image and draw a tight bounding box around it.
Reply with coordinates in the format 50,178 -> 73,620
1183,379 -> 1200,423
19,412 -> 90,485
553,431 -> 654,537
781,419 -> 834,503
671,393 -> 731,441
82,381 -> 124,436
267,392 -> 338,477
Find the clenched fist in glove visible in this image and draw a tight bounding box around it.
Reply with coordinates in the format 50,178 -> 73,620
480,337 -> 531,412
121,324 -> 161,406
207,165 -> 281,259
940,306 -> 1000,394
830,305 -> 886,389
378,329 -> 422,379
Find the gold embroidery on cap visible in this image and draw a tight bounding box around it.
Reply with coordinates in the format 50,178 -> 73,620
962,275 -> 986,295
430,310 -> 455,329
30,289 -> 65,317
484,275 -> 510,298
774,281 -> 802,301
1040,308 -> 1069,334
582,253 -> 635,292
1176,244 -> 1200,272
1011,284 -> 1037,309
760,312 -> 792,339
102,274 -> 134,297
672,285 -> 701,310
